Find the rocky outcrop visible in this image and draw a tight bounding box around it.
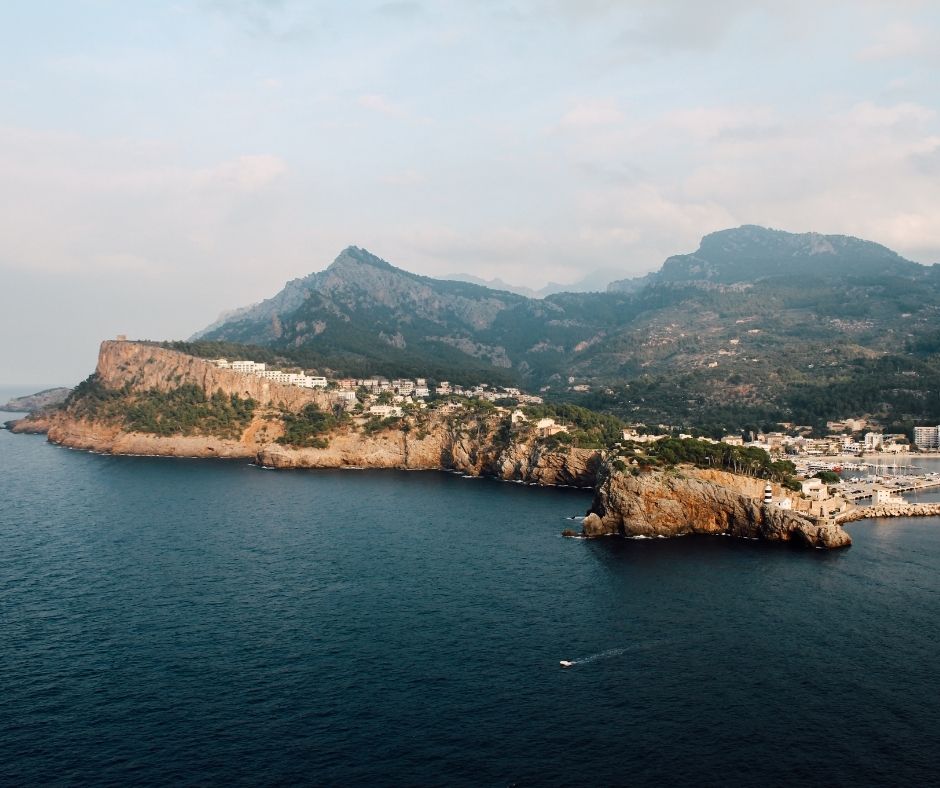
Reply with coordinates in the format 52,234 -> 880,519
838,503 -> 940,522
584,464 -> 851,549
1,387 -> 72,413
7,416 -> 55,434
13,404 -> 599,488
8,341 -> 859,550
95,341 -> 333,412
42,418 -> 254,459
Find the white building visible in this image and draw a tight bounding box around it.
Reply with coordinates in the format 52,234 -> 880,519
864,432 -> 884,451
801,478 -> 828,502
334,391 -> 358,408
873,488 -> 904,505
536,417 -> 569,437
230,360 -> 265,374
914,426 -> 940,450
369,405 -> 403,418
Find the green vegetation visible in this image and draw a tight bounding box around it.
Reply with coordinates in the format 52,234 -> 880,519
277,403 -> 345,448
618,436 -> 800,488
523,403 -> 624,449
813,470 -> 841,485
361,415 -> 402,435
175,226 -> 940,434
66,376 -> 256,439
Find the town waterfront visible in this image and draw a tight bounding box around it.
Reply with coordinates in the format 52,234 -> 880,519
2,394 -> 940,785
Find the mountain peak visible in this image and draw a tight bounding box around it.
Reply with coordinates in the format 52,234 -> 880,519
607,225 -> 922,292
329,246 -> 397,273
659,225 -> 916,284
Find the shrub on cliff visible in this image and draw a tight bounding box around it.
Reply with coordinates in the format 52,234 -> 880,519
277,403 -> 344,447
524,403 -> 625,448
65,379 -> 257,439
643,437 -> 800,486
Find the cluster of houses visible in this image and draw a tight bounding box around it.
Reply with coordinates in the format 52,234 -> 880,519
215,360 -> 328,389
716,431 -> 910,457
620,421 -> 913,458
211,358 -> 544,417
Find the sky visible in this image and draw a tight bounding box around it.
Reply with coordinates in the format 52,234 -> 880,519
2,0 -> 940,384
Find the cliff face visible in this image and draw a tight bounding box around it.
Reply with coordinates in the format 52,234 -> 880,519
9,340 -> 857,549
583,464 -> 851,549
16,400 -> 598,487
247,420 -> 600,486
95,341 -> 332,411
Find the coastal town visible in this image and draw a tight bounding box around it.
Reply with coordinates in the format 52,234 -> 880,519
211,356 -> 546,421
212,356 -> 940,455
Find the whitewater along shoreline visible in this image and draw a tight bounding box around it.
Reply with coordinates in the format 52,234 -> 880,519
7,339 -> 856,549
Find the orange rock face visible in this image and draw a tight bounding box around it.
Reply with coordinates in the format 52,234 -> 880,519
584,465 -> 851,548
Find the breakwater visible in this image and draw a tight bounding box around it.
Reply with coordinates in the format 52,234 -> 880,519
838,503 -> 940,523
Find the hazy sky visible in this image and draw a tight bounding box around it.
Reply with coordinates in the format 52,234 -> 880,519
3,0 -> 940,383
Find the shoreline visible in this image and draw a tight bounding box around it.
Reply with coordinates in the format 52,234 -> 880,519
25,428 -> 940,532
6,416 -> 853,547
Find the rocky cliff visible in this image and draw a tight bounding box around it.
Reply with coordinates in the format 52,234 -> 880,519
95,340 -> 332,411
22,406 -> 600,487
583,464 -> 851,548
9,340 -> 858,549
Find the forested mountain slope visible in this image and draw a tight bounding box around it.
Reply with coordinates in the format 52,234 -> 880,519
193,227 -> 940,431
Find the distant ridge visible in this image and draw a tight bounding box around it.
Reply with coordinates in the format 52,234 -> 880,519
188,226 -> 940,431
445,268 -> 622,298
608,225 -> 919,291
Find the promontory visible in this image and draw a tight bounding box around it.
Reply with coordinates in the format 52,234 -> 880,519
8,340 -> 852,550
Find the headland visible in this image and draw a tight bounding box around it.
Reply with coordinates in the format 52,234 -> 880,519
9,340 -> 855,549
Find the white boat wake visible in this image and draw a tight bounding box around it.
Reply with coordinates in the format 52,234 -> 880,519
560,640 -> 667,668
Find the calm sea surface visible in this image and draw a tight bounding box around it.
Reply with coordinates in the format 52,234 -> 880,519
2,388 -> 939,786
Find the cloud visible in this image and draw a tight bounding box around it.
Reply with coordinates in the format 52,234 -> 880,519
200,0 -> 318,42
857,21 -> 926,61
558,99 -> 625,129
358,92 -> 407,117
374,2 -> 425,21
0,127 -> 288,274
848,100 -> 935,128
195,154 -> 287,191
379,168 -> 425,186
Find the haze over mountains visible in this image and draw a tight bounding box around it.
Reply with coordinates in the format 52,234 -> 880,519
193,225 -> 940,431
444,269 -> 624,299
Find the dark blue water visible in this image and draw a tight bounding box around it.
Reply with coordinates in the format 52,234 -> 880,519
3,400 -> 940,785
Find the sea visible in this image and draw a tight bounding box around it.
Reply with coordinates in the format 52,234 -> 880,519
2,386 -> 939,786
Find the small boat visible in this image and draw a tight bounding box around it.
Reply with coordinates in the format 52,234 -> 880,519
559,660 -> 574,668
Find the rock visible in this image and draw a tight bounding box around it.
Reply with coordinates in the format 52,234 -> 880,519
582,513 -> 606,537
583,464 -> 851,549
838,503 -> 940,522
0,387 -> 71,413
95,340 -> 333,412
794,523 -> 853,549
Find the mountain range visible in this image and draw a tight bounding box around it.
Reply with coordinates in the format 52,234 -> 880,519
191,226 -> 940,432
